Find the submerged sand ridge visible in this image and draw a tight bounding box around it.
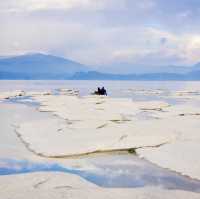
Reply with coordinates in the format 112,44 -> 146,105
3,89 -> 200,180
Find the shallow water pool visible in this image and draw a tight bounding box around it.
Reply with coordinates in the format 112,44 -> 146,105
0,154 -> 200,193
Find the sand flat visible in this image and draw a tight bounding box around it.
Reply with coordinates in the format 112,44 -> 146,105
0,172 -> 200,199
3,90 -> 200,180
16,94 -> 175,157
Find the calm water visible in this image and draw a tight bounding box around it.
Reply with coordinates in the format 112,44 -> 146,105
2,80 -> 199,107
0,80 -> 200,98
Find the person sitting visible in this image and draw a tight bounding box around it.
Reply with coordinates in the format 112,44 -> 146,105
101,87 -> 107,96
93,87 -> 107,95
98,87 -> 101,94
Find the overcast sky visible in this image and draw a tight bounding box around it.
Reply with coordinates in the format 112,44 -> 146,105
1,0 -> 200,68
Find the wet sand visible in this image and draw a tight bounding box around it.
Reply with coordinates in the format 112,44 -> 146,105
1,85 -> 200,198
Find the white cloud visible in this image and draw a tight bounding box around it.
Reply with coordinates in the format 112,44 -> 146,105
1,0 -> 200,69
106,28 -> 200,66
0,0 -> 127,13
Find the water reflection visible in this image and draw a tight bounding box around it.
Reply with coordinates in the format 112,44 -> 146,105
0,155 -> 200,193
8,96 -> 39,106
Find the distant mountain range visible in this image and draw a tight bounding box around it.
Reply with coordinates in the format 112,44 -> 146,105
71,71 -> 200,80
0,53 -> 89,79
96,63 -> 192,74
0,53 -> 200,80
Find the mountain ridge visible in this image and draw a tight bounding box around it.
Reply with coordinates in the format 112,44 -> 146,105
0,53 -> 89,76
0,53 -> 200,80
70,71 -> 200,81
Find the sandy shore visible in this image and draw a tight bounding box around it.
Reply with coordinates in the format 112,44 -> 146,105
12,90 -> 200,180
1,89 -> 200,198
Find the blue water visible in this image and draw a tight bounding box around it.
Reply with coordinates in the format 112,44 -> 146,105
2,80 -> 192,106
8,96 -> 40,106
0,80 -> 200,97
0,157 -> 200,193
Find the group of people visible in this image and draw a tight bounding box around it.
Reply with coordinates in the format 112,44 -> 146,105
94,87 -> 107,96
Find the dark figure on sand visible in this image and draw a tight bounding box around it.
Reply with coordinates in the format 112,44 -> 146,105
94,87 -> 107,96
101,87 -> 107,95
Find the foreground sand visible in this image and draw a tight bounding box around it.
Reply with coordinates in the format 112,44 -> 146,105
17,95 -> 173,156
1,172 -> 200,199
1,89 -> 200,198
8,90 -> 200,180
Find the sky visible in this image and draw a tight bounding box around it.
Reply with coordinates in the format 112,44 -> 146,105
1,0 -> 200,70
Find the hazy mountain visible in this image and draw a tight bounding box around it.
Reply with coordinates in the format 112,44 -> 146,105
97,63 -> 191,74
0,53 -> 89,79
71,71 -> 200,81
0,53 -> 200,80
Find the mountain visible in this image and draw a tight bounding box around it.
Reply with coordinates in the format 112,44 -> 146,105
97,63 -> 191,74
0,53 -> 89,79
1,53 -> 200,80
71,71 -> 200,81
74,61 -> 200,80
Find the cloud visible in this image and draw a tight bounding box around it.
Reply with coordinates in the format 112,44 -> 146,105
0,0 -> 127,13
1,0 -> 200,70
